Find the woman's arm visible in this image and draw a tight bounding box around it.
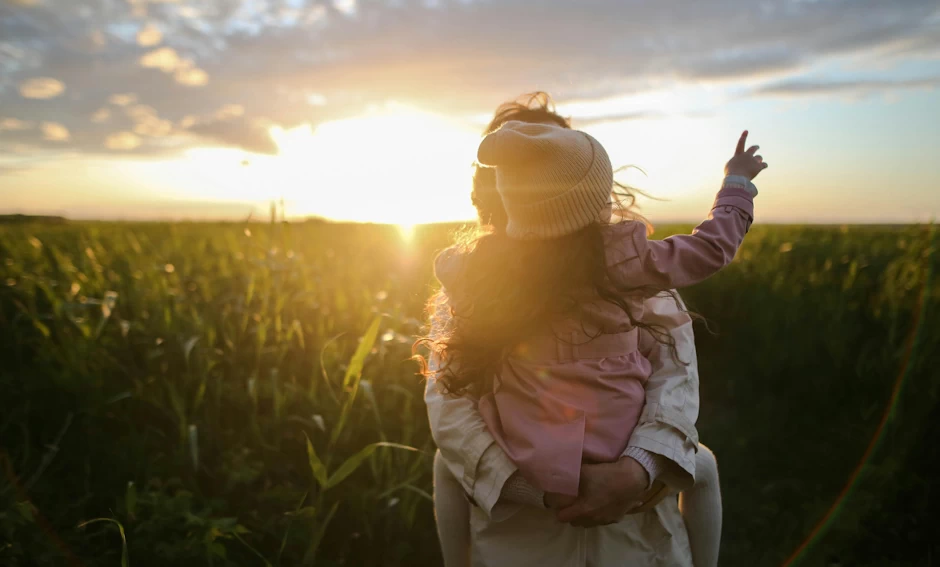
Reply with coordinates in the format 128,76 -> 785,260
425,373 -> 520,516
424,293 -> 520,518
624,292 -> 701,491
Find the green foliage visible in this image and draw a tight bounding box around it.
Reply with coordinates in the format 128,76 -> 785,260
0,221 -> 937,566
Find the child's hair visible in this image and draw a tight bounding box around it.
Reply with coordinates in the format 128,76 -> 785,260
414,92 -> 684,398
418,223 -> 680,398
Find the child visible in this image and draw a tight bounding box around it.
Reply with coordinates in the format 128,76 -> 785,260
428,121 -> 766,566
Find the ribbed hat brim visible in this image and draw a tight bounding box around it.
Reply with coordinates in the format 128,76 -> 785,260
503,135 -> 613,240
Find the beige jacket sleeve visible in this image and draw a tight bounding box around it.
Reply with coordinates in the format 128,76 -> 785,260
625,292 -> 700,491
423,293 -> 518,516
424,292 -> 700,518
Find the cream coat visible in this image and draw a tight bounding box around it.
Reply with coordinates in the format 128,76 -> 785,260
425,293 -> 701,566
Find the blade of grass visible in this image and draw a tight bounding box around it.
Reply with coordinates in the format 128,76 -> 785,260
317,334 -> 343,406
330,316 -> 382,445
78,518 -> 129,567
325,442 -> 418,489
233,531 -> 273,567
304,501 -> 339,565
303,432 -> 328,488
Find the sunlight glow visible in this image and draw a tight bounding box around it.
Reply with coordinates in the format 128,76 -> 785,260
397,222 -> 417,241
132,104 -> 482,223
267,103 -> 480,224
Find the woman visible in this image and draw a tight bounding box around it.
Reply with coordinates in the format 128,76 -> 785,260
424,93 -> 721,566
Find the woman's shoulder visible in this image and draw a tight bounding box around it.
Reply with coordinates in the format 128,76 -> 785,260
433,245 -> 469,291
644,291 -> 692,327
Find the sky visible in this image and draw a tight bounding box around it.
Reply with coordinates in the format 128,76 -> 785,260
0,0 -> 938,225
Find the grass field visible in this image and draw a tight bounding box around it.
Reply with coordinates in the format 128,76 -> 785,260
1,220 -> 938,566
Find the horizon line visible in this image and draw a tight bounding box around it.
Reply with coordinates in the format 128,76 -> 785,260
0,213 -> 934,227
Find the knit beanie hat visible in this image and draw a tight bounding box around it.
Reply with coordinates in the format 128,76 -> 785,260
476,120 -> 613,240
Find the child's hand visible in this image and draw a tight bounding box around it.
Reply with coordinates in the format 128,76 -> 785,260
725,130 -> 769,180
543,491 -> 577,509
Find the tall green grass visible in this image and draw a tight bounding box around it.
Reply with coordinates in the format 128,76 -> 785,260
0,221 -> 937,566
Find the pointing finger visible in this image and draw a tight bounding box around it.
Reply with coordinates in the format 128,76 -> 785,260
735,130 -> 748,155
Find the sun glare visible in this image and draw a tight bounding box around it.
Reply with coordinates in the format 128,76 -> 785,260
267,103 -> 480,224
142,104 -> 481,224
397,222 -> 417,241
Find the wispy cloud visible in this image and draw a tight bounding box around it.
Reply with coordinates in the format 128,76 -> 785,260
752,76 -> 940,98
188,116 -> 279,155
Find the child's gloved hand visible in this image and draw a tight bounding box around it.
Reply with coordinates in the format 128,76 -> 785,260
725,130 -> 769,180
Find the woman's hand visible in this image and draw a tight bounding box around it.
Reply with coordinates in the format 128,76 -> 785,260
554,457 -> 650,527
725,130 -> 769,180
543,492 -> 577,509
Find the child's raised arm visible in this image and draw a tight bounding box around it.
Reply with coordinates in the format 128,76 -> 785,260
609,131 -> 768,291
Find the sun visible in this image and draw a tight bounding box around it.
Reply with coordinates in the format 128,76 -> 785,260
397,222 -> 417,242
267,103 -> 480,224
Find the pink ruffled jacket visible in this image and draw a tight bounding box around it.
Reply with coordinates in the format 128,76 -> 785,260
435,180 -> 755,496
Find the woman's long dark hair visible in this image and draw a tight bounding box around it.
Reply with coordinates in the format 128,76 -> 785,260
416,92 -> 683,398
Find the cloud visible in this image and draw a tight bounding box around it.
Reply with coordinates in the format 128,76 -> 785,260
575,110 -> 712,128
125,104 -> 157,121
174,64 -> 209,87
18,77 -> 65,99
334,0 -> 357,17
0,118 -> 33,131
752,76 -> 940,98
40,122 -> 69,141
120,103 -> 174,137
188,118 -> 279,155
90,108 -> 111,123
139,47 -> 181,72
0,0 -> 937,160
89,30 -> 107,49
104,131 -> 143,150
137,47 -> 209,86
672,47 -> 805,81
136,24 -> 163,47
307,93 -> 328,106
109,94 -> 138,107
215,104 -> 245,120
134,117 -> 173,137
